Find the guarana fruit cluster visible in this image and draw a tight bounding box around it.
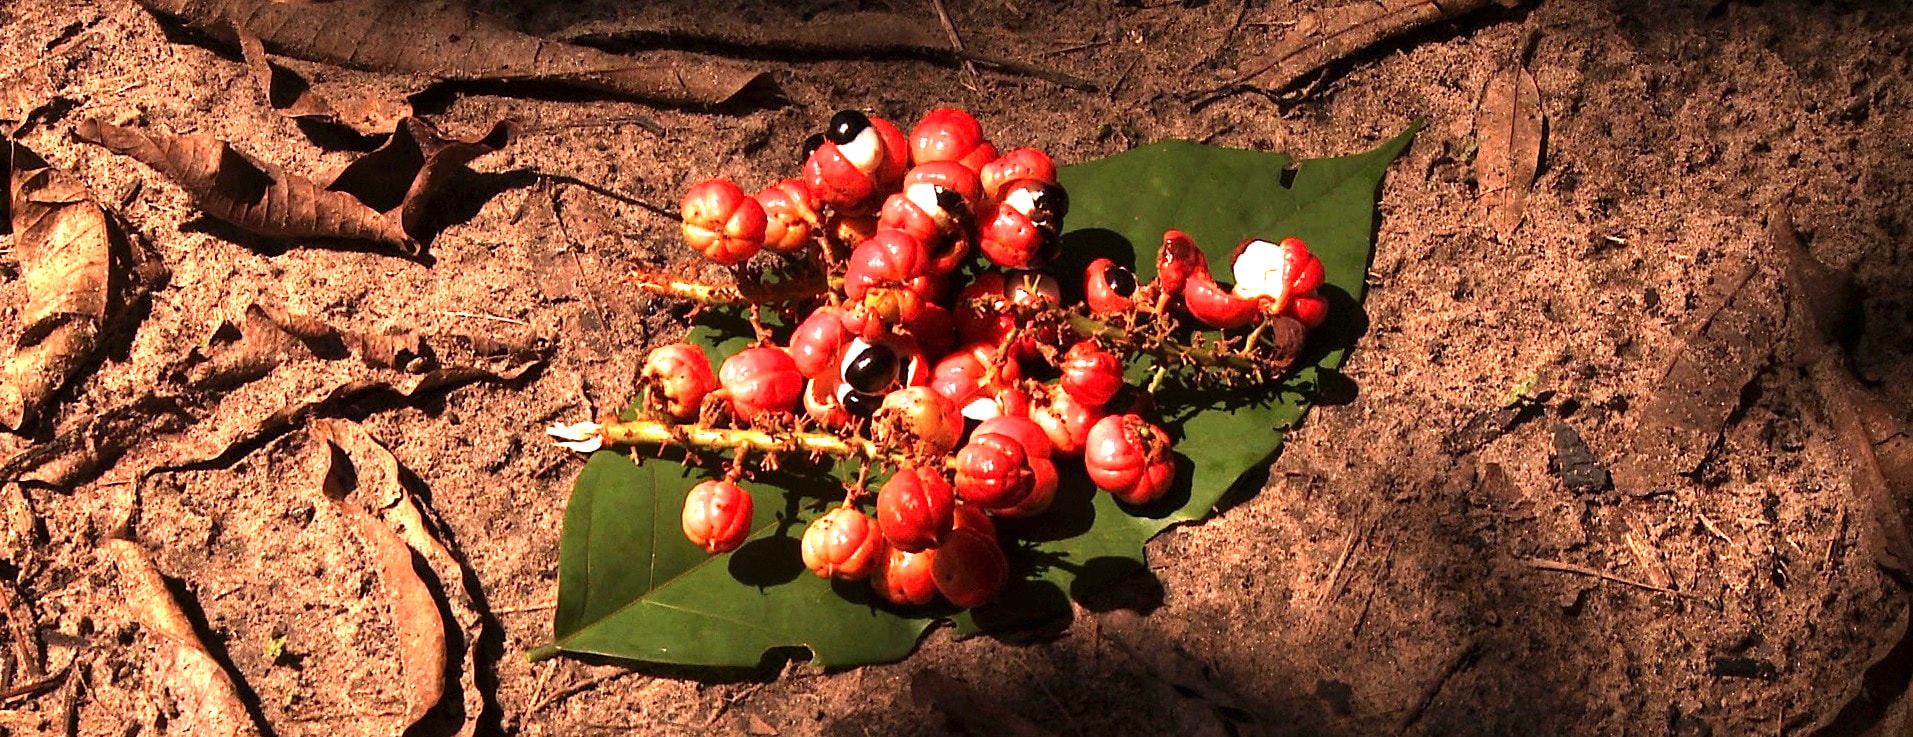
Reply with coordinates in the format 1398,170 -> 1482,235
553,107 -> 1329,610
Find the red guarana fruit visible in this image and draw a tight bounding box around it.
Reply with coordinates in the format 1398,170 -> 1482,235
1287,292 -> 1329,329
876,466 -> 957,553
872,386 -> 964,456
754,178 -> 819,255
932,524 -> 1008,608
978,179 -> 1068,270
1230,236 -> 1324,315
1084,414 -> 1177,505
1084,258 -> 1140,315
639,343 -> 718,422
872,545 -> 940,606
680,179 -> 766,266
718,347 -> 803,421
801,506 -> 883,580
910,108 -> 995,172
790,306 -> 852,379
952,432 -> 1036,510
1154,230 -> 1207,297
803,110 -> 909,215
681,479 -> 754,554
1030,382 -> 1104,457
1181,272 -> 1261,330
972,416 -> 1057,517
1058,340 -> 1124,408
979,147 -> 1057,200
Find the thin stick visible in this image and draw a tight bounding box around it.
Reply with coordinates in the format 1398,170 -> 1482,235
926,0 -> 982,87
532,671 -> 629,714
1315,521 -> 1369,604
1522,558 -> 1711,603
492,600 -> 557,615
438,310 -> 530,326
1395,640 -> 1479,734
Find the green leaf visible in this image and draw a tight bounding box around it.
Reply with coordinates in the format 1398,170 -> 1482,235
538,123 -> 1420,667
960,123 -> 1421,632
533,452 -> 936,667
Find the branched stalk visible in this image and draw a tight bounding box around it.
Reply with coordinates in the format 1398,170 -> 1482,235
598,418 -> 938,471
630,271 -> 834,306
1063,313 -> 1277,374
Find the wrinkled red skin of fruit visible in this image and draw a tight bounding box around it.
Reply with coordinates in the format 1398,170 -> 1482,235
879,162 -> 983,274
1031,383 -> 1104,457
872,545 -> 940,607
970,416 -> 1056,515
952,502 -> 996,538
932,526 -> 1008,608
680,179 -> 767,266
902,303 -> 957,359
876,466 -> 957,553
953,432 -> 1036,510
978,203 -> 1047,270
843,230 -> 929,301
1084,258 -> 1136,315
803,117 -> 909,215
1084,414 -> 1177,505
873,386 -> 964,456
801,507 -> 883,580
1155,230 -> 1208,297
754,179 -> 819,255
790,306 -> 851,379
718,347 -> 803,421
682,479 -> 754,554
980,147 -> 1058,200
910,108 -> 997,173
1182,273 -> 1261,330
1287,291 -> 1329,329
1059,341 -> 1124,408
930,343 -> 1020,411
640,342 -> 718,422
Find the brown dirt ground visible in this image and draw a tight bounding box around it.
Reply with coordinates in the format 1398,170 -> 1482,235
3,0 -> 1911,734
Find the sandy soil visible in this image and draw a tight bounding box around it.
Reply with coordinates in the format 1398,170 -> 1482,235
2,0 -> 1910,735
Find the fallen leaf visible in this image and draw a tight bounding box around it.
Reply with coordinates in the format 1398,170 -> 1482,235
74,120 -> 419,255
102,538 -> 266,737
136,0 -> 773,108
1,140 -> 166,431
324,117 -> 515,244
234,25 -> 410,138
309,418 -> 487,735
1476,60 -> 1544,239
1550,422 -> 1610,495
1209,0 -> 1512,97
1611,254 -> 1779,496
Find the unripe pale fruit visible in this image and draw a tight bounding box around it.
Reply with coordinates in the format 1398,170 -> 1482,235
639,343 -> 718,422
801,507 -> 883,580
682,480 -> 754,554
681,179 -> 767,266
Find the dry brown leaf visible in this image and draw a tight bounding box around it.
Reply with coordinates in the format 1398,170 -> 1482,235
234,25 -> 411,137
137,0 -> 773,108
1,141 -> 164,431
1611,253 -> 1778,496
74,120 -> 419,255
310,418 -> 486,735
325,117 -> 515,244
102,538 -> 265,737
1213,0 -> 1511,96
1476,61 -> 1544,239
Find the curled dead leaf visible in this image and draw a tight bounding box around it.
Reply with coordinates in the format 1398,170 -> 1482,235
103,538 -> 265,737
234,25 -> 411,138
2,140 -> 165,431
74,120 -> 420,254
1476,60 -> 1544,240
1208,0 -> 1514,98
325,117 -> 515,244
137,0 -> 774,108
310,418 -> 487,734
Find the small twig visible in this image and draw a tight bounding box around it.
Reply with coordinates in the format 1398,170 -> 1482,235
1522,558 -> 1711,603
926,0 -> 982,88
492,600 -> 557,616
0,662 -> 69,703
437,310 -> 529,326
532,670 -> 630,714
1395,639 -> 1480,734
0,578 -> 45,678
1315,521 -> 1370,604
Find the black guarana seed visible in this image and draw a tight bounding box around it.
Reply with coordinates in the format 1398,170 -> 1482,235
1106,266 -> 1138,297
801,133 -> 825,164
825,110 -> 872,145
843,344 -> 900,394
934,185 -> 966,214
842,390 -> 884,417
1035,184 -> 1069,219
